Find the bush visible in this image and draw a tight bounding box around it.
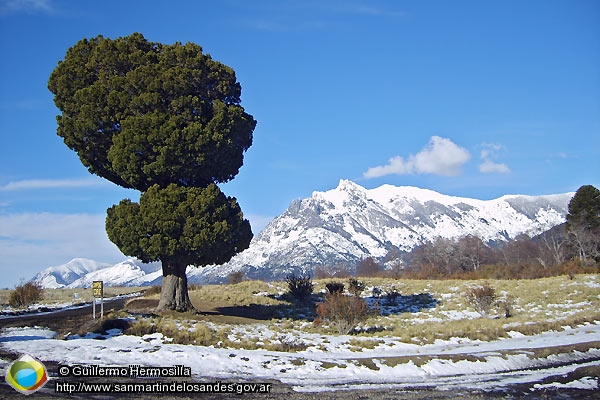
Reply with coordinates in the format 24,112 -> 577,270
100,317 -> 131,333
372,287 -> 383,298
465,282 -> 497,317
314,292 -> 373,334
325,282 -> 345,294
9,281 -> 43,308
286,274 -> 313,301
385,287 -> 400,305
267,335 -> 308,352
498,294 -> 515,318
227,271 -> 244,285
348,278 -> 365,296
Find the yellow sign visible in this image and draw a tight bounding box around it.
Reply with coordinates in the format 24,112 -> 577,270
92,281 -> 103,298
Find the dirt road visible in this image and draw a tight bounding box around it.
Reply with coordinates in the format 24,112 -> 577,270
0,296 -> 133,333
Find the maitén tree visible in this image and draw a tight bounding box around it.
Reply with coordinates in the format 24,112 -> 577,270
48,33 -> 255,311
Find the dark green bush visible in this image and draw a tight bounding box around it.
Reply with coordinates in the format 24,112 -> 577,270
348,278 -> 365,296
286,274 -> 313,301
325,282 -> 345,294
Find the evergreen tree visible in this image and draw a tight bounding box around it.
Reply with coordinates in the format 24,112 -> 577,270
566,185 -> 600,263
49,33 -> 256,311
106,184 -> 251,311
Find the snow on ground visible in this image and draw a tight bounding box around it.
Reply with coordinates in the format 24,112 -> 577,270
1,322 -> 599,393
533,377 -> 599,391
2,276 -> 599,393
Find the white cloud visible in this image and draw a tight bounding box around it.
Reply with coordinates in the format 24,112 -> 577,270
478,143 -> 510,174
479,159 -> 511,174
0,0 -> 54,15
0,177 -> 109,191
363,136 -> 471,178
0,213 -> 126,288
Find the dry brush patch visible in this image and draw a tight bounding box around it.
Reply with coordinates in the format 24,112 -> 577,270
314,292 -> 375,334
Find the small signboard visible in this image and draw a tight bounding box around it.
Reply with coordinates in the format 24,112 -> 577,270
92,281 -> 104,319
92,281 -> 103,298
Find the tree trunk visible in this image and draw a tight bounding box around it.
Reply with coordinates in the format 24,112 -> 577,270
157,260 -> 195,312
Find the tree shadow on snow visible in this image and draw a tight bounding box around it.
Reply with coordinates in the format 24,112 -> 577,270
208,293 -> 441,322
367,292 -> 439,316
205,304 -> 284,321
209,295 -> 319,322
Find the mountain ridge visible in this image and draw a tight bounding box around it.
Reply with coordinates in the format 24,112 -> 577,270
32,180 -> 574,288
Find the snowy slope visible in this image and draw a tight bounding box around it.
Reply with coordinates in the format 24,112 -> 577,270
66,259 -> 163,288
33,258 -> 162,289
32,258 -> 113,289
33,258 -> 210,289
196,180 -> 573,283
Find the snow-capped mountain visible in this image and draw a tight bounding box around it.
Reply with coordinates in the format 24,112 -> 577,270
196,180 -> 573,282
65,259 -> 164,288
33,258 -> 161,289
34,258 -> 206,289
33,258 -> 113,289
32,181 -> 574,288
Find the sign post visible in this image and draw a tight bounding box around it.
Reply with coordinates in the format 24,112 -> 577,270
92,281 -> 104,319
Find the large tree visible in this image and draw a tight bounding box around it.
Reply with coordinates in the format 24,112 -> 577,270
106,184 -> 251,311
49,33 -> 256,311
566,185 -> 600,264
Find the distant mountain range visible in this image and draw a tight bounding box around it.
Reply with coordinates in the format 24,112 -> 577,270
33,258 -> 160,289
33,180 -> 574,288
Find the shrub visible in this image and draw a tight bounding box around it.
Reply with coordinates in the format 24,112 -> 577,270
314,292 -> 372,334
286,274 -> 313,301
267,335 -> 308,352
125,318 -> 157,336
385,287 -> 400,305
325,282 -> 345,294
101,317 -> 131,333
498,294 -> 515,318
9,281 -> 43,308
372,287 -> 383,298
465,282 -> 497,317
348,278 -> 365,296
227,271 -> 244,285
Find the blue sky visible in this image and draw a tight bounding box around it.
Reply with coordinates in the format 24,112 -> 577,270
0,0 -> 598,287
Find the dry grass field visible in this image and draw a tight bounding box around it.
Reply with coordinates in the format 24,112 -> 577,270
114,274 -> 600,349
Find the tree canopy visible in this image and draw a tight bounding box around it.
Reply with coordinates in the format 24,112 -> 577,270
48,33 -> 255,191
49,33 -> 256,311
566,185 -> 600,263
567,185 -> 600,232
106,183 -> 252,267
